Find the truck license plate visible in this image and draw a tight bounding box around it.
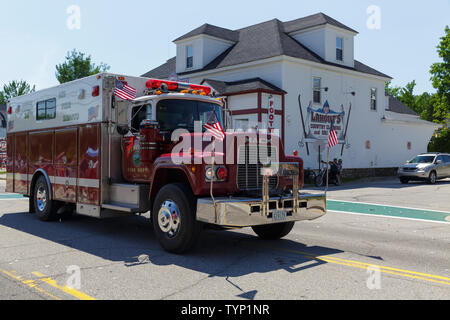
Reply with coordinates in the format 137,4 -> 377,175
272,210 -> 287,222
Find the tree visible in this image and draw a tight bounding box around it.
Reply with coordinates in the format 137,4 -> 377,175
428,128 -> 450,152
55,49 -> 110,84
430,26 -> 450,120
0,80 -> 36,105
385,80 -> 425,116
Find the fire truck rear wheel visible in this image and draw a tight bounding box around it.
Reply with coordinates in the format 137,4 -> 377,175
33,176 -> 60,221
252,222 -> 295,240
152,183 -> 202,254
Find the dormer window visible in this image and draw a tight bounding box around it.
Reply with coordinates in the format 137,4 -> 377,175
336,37 -> 343,61
186,45 -> 193,69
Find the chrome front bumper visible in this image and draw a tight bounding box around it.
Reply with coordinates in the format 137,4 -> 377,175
196,193 -> 327,227
196,162 -> 327,227
398,170 -> 430,179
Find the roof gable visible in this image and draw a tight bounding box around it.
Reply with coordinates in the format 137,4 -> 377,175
283,12 -> 358,34
174,23 -> 239,43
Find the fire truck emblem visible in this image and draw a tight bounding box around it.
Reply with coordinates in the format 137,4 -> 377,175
132,151 -> 141,167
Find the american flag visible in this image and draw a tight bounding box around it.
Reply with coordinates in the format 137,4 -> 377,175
114,80 -> 137,100
204,121 -> 225,142
328,122 -> 339,148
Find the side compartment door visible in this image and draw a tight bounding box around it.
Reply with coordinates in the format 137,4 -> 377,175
14,133 -> 28,194
78,124 -> 101,206
29,131 -> 54,196
5,134 -> 14,193
54,128 -> 78,203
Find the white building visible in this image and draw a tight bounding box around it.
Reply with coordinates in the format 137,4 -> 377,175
142,13 -> 440,175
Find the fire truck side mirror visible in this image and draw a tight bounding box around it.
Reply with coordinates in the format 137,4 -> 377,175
116,100 -> 129,135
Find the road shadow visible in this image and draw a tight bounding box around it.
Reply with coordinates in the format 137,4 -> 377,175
305,177 -> 450,192
0,210 -> 347,282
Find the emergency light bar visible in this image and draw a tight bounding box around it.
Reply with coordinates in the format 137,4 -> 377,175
145,79 -> 212,95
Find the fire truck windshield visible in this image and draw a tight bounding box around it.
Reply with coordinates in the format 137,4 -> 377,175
156,99 -> 223,133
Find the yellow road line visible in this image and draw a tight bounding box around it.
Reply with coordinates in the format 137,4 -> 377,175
32,272 -> 96,300
270,247 -> 450,286
1,269 -> 62,300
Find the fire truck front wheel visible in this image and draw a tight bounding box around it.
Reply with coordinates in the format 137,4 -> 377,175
33,176 -> 61,221
152,183 -> 202,254
252,222 -> 295,240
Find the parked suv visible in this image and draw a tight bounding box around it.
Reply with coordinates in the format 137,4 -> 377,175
398,153 -> 450,184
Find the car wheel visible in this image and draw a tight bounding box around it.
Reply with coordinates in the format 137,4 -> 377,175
252,222 -> 295,240
428,171 -> 437,184
400,178 -> 409,184
315,174 -> 324,187
152,183 -> 202,254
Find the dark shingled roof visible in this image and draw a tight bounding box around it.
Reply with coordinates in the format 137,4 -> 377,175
387,96 -> 419,116
203,78 -> 286,95
283,12 -> 358,34
174,23 -> 239,43
142,57 -> 176,79
142,14 -> 391,80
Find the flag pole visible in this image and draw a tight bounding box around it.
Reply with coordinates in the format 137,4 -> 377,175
210,138 -> 216,202
325,145 -> 330,192
210,137 -> 218,223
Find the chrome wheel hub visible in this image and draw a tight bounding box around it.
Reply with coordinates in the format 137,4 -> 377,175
36,186 -> 47,212
157,200 -> 181,238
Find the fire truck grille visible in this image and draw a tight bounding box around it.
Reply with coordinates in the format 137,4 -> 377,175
237,145 -> 278,192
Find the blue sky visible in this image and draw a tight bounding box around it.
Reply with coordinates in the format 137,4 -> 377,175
0,0 -> 448,94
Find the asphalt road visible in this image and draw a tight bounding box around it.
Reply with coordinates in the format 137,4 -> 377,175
0,178 -> 449,300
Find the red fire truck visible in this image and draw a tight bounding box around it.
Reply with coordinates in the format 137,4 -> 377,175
6,73 -> 326,253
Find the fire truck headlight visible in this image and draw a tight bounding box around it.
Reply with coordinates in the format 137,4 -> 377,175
205,167 -> 215,181
205,166 -> 227,182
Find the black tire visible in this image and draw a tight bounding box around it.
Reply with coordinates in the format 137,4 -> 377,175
33,176 -> 60,221
315,174 -> 324,187
252,222 -> 295,240
428,171 -> 437,184
151,183 -> 202,254
400,177 -> 409,184
334,177 -> 341,186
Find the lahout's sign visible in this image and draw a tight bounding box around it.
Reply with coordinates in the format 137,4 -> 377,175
302,101 -> 347,141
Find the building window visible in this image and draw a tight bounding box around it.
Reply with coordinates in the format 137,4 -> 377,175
336,37 -> 343,61
186,45 -> 193,69
234,119 -> 249,131
370,88 -> 377,111
313,77 -> 321,104
36,98 -> 56,120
